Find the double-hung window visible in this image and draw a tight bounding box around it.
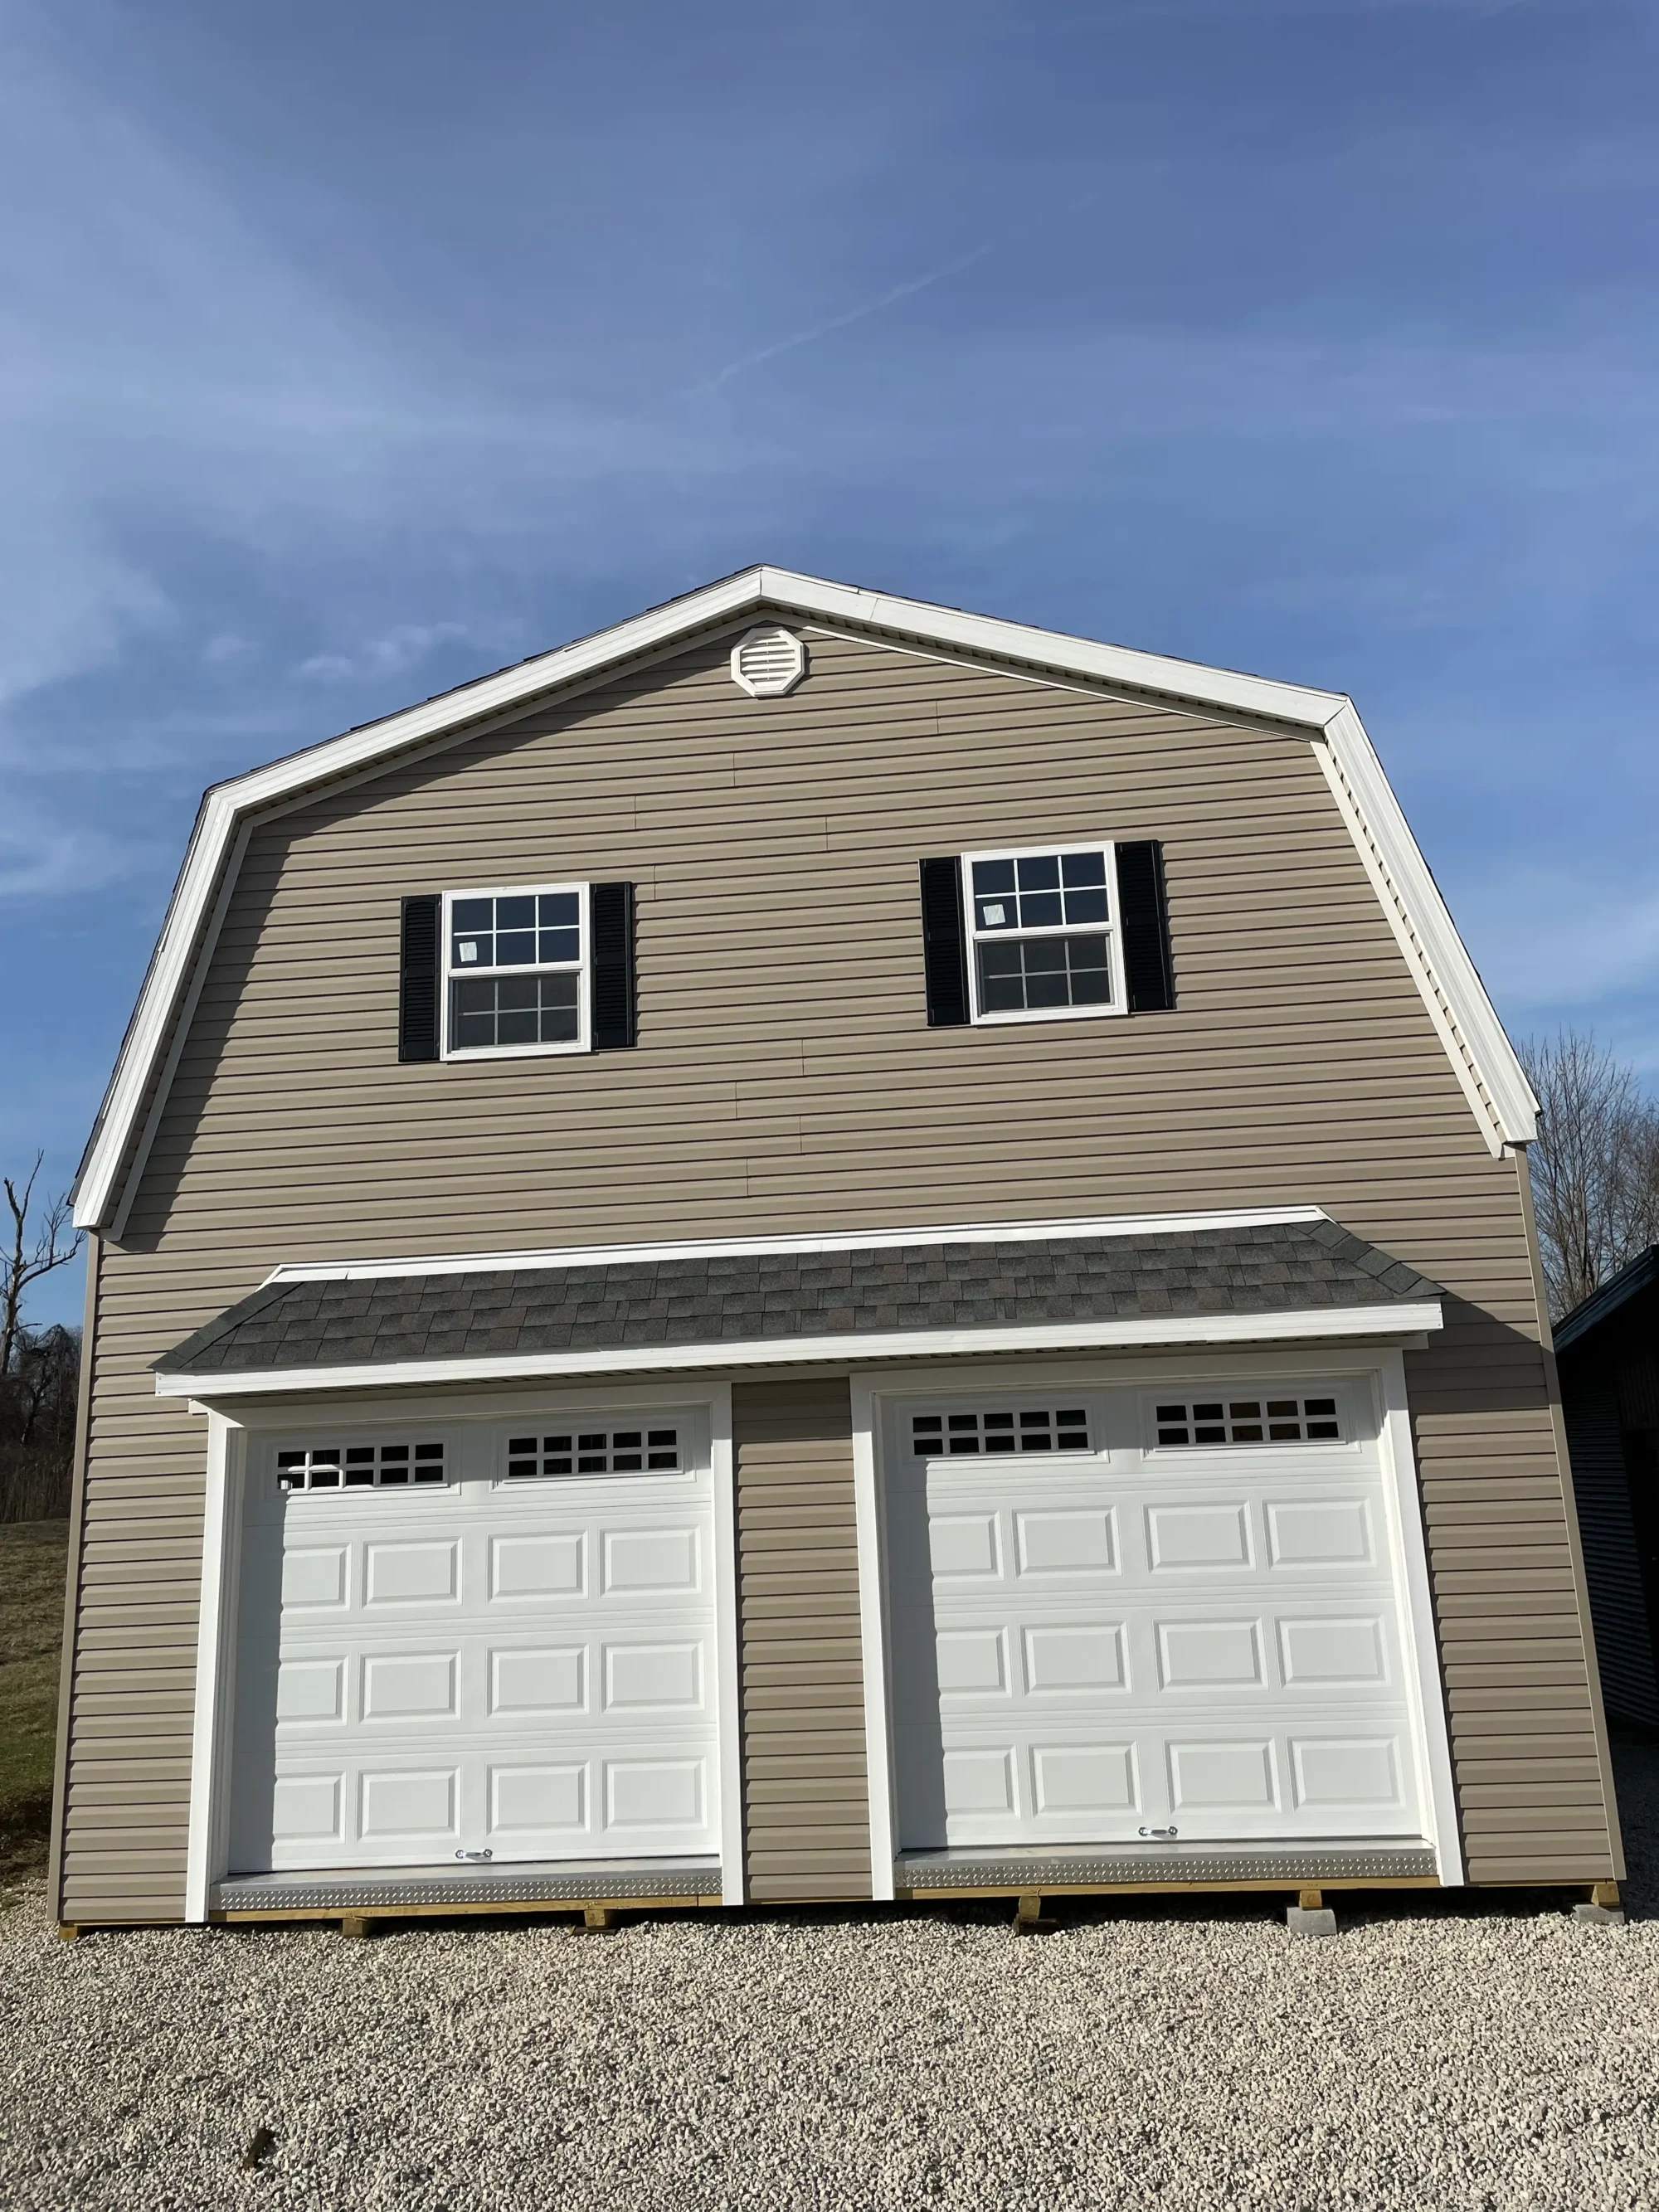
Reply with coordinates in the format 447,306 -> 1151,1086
443,882 -> 590,1057
963,840 -> 1126,1023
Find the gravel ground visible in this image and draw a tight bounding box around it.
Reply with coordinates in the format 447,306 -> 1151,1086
3,1742 -> 1657,2212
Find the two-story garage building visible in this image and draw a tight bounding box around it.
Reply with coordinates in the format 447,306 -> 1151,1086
51,570 -> 1624,1932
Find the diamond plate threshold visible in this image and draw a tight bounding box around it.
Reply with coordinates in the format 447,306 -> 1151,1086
214,1857 -> 722,1914
896,1842 -> 1439,1894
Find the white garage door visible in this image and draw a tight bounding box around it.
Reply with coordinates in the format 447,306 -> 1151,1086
230,1414 -> 718,1872
886,1379 -> 1426,1851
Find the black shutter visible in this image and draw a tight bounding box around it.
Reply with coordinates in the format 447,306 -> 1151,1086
1117,840 -> 1175,1013
398,895 -> 442,1062
920,857 -> 971,1028
591,882 -> 637,1049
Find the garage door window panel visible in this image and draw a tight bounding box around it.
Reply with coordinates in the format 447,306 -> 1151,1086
506,1427 -> 682,1479
1152,1396 -> 1343,1448
277,1441 -> 446,1492
912,1408 -> 1092,1456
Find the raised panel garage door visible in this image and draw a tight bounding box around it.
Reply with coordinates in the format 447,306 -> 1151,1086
230,1420 -> 718,1872
886,1379 -> 1427,1850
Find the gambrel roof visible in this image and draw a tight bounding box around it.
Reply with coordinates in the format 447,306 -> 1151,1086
74,566 -> 1537,1229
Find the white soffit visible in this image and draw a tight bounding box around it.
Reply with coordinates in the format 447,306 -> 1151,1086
75,567 -> 1536,1228
154,1298 -> 1446,1399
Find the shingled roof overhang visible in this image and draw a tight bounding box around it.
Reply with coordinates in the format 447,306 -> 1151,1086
153,1212 -> 1443,1398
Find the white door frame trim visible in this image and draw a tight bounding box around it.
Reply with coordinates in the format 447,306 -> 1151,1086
1376,1346 -> 1464,1884
182,1379 -> 747,1917
848,1346 -> 1462,1886
185,1411 -> 246,1923
850,1376 -> 898,1901
708,1380 -> 746,1905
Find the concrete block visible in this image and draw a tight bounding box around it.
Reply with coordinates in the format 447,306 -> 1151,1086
1573,1903 -> 1627,1927
1287,1905 -> 1338,1938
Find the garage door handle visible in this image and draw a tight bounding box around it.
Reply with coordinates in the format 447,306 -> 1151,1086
1138,1826 -> 1178,1840
455,1849 -> 494,1862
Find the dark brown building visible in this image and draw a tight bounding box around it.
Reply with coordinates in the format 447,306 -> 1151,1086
1557,1250 -> 1659,1732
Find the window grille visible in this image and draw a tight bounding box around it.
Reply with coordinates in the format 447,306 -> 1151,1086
912,1408 -> 1090,1456
965,843 -> 1117,1019
1153,1397 -> 1341,1447
277,1441 -> 445,1492
507,1427 -> 681,1479
445,883 -> 587,1056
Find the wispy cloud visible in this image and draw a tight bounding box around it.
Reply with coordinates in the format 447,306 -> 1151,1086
0,7 -> 698,739
294,623 -> 471,685
0,802 -> 152,899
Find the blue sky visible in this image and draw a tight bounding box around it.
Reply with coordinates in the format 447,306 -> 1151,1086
5,0 -> 1657,1329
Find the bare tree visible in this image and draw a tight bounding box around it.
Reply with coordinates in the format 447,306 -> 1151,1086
0,1322 -> 80,1520
0,1157 -> 85,1519
1520,1030 -> 1659,1318
2,1155 -> 83,1383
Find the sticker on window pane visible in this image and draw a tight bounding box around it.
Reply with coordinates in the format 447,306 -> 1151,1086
506,1427 -> 681,1479
1153,1397 -> 1344,1447
278,1442 -> 445,1493
912,1409 -> 1091,1457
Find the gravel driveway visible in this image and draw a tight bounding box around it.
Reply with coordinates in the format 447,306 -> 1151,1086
4,1743 -> 1657,2212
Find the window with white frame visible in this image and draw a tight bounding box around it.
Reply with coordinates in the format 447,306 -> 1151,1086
276,1441 -> 446,1492
444,883 -> 589,1057
506,1426 -> 682,1478
963,842 -> 1124,1022
912,1407 -> 1091,1456
1152,1395 -> 1342,1447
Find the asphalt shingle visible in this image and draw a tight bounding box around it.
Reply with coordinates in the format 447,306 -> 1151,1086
154,1219 -> 1443,1377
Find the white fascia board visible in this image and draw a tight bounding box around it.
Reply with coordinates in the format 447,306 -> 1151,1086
1317,702 -> 1536,1149
260,1204 -> 1331,1286
756,571 -> 1345,728
75,786 -> 241,1229
155,1299 -> 1443,1399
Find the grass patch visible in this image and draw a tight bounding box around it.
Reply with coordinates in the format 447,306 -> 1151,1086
0,1519 -> 69,1885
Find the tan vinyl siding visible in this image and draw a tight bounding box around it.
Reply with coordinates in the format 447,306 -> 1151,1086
60,618 -> 1614,1918
732,1378 -> 870,1902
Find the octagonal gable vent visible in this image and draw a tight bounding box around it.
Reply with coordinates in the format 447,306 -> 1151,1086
730,625 -> 806,698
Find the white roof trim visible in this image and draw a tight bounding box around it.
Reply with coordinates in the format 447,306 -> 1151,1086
258,1205 -> 1331,1286
75,566 -> 1535,1228
155,1298 -> 1444,1399
1316,702 -> 1536,1148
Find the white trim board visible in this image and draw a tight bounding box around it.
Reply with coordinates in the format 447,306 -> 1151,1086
257,1206 -> 1331,1286
184,1412 -> 246,1923
708,1381 -> 746,1906
157,1299 -> 1444,1401
1376,1347 -> 1463,1885
850,1376 -> 898,1903
75,567 -> 1535,1228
